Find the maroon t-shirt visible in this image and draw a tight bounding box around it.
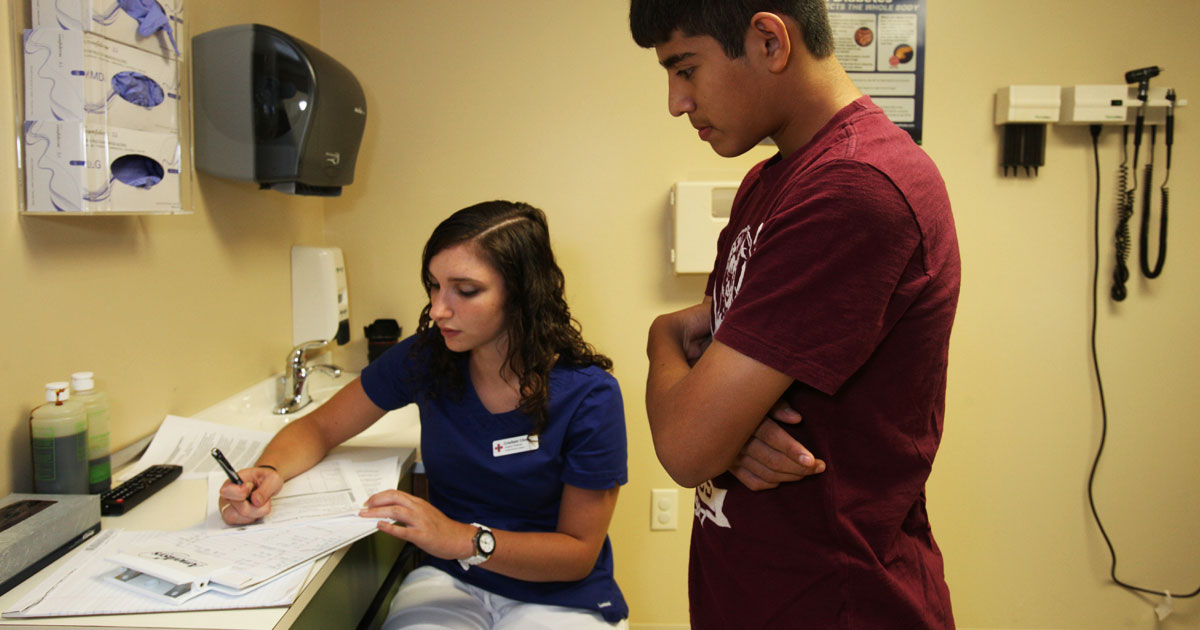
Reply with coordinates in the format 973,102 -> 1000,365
693,96 -> 960,629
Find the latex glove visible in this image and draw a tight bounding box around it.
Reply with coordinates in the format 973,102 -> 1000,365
110,154 -> 164,189
111,71 -> 164,108
118,0 -> 180,55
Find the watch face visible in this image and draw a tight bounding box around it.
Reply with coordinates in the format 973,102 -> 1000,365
478,531 -> 496,554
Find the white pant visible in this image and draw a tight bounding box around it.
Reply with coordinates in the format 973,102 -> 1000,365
382,565 -> 627,630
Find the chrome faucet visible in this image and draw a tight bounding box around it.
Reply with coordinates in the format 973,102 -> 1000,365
275,339 -> 342,415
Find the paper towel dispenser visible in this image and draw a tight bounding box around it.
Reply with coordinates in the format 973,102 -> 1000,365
192,24 -> 367,196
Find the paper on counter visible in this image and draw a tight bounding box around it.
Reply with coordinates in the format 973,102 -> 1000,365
343,455 -> 406,496
122,415 -> 272,481
204,456 -> 396,531
3,529 -> 311,618
171,517 -> 381,590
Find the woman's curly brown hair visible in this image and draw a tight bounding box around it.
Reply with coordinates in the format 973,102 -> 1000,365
411,200 -> 612,435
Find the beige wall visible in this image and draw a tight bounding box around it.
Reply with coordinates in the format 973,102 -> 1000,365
925,2 -> 1200,628
320,1 -> 1200,628
3,0 -> 1198,628
1,1 -> 327,492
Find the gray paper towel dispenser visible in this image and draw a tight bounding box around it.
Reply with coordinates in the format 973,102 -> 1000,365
192,24 -> 367,196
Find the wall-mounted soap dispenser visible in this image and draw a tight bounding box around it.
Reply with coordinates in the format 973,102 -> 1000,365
291,246 -> 349,347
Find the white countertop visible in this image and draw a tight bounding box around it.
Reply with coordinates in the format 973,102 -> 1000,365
0,372 -> 420,629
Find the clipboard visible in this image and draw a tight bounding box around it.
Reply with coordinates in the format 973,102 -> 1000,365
106,547 -> 232,604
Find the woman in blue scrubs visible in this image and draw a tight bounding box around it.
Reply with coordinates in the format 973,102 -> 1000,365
219,201 -> 628,629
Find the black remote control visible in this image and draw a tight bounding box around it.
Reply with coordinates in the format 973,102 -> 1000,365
100,464 -> 183,516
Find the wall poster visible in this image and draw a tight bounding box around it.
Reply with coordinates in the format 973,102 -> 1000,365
825,0 -> 927,144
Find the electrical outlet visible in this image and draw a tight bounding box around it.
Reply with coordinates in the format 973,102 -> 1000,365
651,488 -> 678,531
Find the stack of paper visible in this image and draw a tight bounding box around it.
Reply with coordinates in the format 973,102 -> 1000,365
2,530 -> 312,618
3,415 -> 405,619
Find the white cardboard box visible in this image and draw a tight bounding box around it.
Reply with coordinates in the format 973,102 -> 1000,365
24,121 -> 182,213
31,0 -> 185,60
25,28 -> 180,134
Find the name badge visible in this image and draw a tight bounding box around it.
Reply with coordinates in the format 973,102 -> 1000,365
492,435 -> 539,457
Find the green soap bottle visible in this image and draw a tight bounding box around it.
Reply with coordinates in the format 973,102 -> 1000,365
72,371 -> 112,493
29,382 -> 89,494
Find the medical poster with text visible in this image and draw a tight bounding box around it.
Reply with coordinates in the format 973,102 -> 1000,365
826,0 -> 926,144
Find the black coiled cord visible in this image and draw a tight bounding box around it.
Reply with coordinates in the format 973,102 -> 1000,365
1111,126 -> 1133,301
1088,124 -> 1199,600
1140,126 -> 1169,278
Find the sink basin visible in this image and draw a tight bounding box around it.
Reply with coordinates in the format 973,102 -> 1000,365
192,369 -> 420,448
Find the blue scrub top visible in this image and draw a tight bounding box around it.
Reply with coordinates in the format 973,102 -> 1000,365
361,335 -> 629,622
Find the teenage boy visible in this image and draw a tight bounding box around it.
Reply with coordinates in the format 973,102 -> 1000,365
631,1 -> 960,628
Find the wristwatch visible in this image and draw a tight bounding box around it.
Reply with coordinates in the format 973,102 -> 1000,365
458,523 -> 495,570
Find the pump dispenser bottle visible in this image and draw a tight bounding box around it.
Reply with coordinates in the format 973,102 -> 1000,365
29,382 -> 89,494
71,371 -> 112,493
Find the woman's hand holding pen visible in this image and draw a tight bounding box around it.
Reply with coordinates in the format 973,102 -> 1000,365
359,490 -> 475,561
218,467 -> 283,525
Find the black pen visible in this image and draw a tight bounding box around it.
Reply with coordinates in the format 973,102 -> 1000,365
211,448 -> 244,486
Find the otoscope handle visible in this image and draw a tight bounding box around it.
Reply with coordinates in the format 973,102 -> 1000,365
1165,89 -> 1175,146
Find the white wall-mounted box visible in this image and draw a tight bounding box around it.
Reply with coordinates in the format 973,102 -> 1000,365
994,85 -> 1061,125
291,246 -> 350,347
23,121 -> 182,213
670,181 -> 738,275
1059,85 -> 1128,124
31,0 -> 185,60
24,28 -> 180,134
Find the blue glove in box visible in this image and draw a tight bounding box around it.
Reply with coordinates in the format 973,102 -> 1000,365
31,0 -> 184,60
25,28 -> 180,134
24,122 -> 182,214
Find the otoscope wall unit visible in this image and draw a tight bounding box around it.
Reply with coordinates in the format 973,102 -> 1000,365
994,83 -> 1186,176
1060,85 -> 1184,126
995,85 -> 1059,176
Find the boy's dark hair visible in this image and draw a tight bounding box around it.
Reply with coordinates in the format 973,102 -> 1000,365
630,0 -> 834,59
412,200 -> 612,436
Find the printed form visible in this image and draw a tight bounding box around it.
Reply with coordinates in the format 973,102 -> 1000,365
121,415 -> 272,481
203,456 -> 400,530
